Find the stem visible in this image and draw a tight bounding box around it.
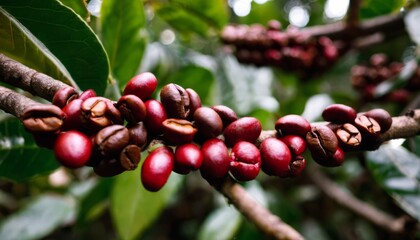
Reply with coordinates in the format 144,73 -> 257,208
302,13 -> 406,40
217,177 -> 304,240
0,54 -> 71,102
307,165 -> 415,234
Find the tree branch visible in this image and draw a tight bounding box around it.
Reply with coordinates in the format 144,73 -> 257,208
217,177 -> 304,240
302,13 -> 406,41
306,164 -> 417,234
346,0 -> 362,35
0,54 -> 71,102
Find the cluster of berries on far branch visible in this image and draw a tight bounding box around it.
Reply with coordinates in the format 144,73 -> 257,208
220,20 -> 340,78
351,53 -> 420,104
23,72 -> 393,192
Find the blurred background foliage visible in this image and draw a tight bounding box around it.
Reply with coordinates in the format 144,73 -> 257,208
0,0 -> 418,239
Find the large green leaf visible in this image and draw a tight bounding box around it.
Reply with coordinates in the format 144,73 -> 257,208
59,0 -> 89,20
0,195 -> 75,240
153,0 -> 229,37
366,142 -> 420,221
0,118 -> 59,182
100,0 -> 147,88
198,205 -> 241,240
0,0 -> 109,95
111,167 -> 183,240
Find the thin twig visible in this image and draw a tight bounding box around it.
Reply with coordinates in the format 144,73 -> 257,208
307,165 -> 415,234
217,177 -> 304,240
0,54 -> 71,102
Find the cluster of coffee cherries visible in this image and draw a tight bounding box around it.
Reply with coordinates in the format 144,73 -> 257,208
351,53 -> 420,104
220,20 -> 340,78
306,104 -> 392,167
30,72 -> 392,192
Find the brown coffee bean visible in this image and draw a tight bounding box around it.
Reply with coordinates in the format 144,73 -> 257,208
162,118 -> 197,145
94,125 -> 130,157
160,83 -> 190,119
119,144 -> 141,170
336,123 -> 362,147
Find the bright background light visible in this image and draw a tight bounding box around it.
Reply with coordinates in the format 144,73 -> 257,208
288,6 -> 309,27
324,0 -> 349,20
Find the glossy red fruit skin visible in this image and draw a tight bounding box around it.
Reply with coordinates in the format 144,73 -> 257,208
54,130 -> 92,168
260,138 -> 292,177
78,89 -> 97,101
144,99 -> 167,135
275,114 -> 311,137
277,135 -> 306,156
62,99 -> 83,131
322,104 -> 357,124
230,141 -> 261,181
141,146 -> 174,192
174,143 -> 203,174
223,117 -> 262,147
123,72 -> 158,101
200,138 -> 230,183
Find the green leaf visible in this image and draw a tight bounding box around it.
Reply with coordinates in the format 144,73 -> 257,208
0,8 -> 72,83
111,167 -> 183,240
75,177 -> 114,226
166,65 -> 215,105
366,142 -> 420,221
153,0 -> 229,36
100,0 -> 147,88
0,195 -> 75,240
0,0 -> 109,95
360,0 -> 406,18
0,118 -> 58,182
198,205 -> 241,240
59,0 -> 89,21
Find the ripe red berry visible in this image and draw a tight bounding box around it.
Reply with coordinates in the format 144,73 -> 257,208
174,143 -> 203,174
230,141 -> 261,181
54,130 -> 92,168
141,146 -> 174,192
123,72 -> 158,100
223,117 -> 262,147
200,138 -> 230,183
260,138 -> 292,177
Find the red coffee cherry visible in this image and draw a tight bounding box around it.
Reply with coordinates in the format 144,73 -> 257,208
78,89 -> 96,101
174,143 -> 203,174
200,138 -> 230,184
141,146 -> 174,192
230,141 -> 261,181
62,99 -> 83,131
224,117 -> 262,147
322,104 -> 357,124
260,138 -> 292,177
123,72 -> 158,101
144,99 -> 167,135
275,114 -> 311,137
52,87 -> 79,108
277,135 -> 306,156
54,130 -> 92,168
193,107 -> 223,140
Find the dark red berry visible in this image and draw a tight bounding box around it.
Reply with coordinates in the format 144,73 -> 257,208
141,146 -> 174,192
123,72 -> 158,100
322,104 -> 357,124
54,130 -> 92,168
144,99 -> 167,135
277,135 -> 306,156
260,138 -> 291,177
174,143 -> 203,174
224,117 -> 262,147
275,114 -> 311,137
230,141 -> 261,181
200,138 -> 230,184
